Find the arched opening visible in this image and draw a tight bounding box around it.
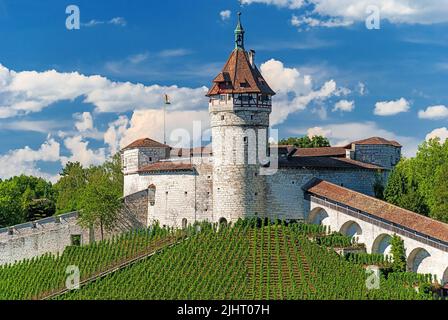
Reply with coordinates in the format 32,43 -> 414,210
372,234 -> 392,256
148,184 -> 156,206
339,221 -> 362,238
307,207 -> 330,225
407,247 -> 431,273
182,218 -> 188,229
442,267 -> 448,286
218,217 -> 228,227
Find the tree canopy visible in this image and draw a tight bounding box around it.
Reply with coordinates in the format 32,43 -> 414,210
278,136 -> 331,148
383,137 -> 447,222
0,176 -> 56,228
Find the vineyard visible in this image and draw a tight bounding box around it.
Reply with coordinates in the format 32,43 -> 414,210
0,219 -> 439,300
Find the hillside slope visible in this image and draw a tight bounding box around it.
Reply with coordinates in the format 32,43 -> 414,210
59,221 -> 434,300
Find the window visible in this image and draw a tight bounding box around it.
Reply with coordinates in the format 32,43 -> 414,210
244,137 -> 248,143
221,115 -> 225,121
71,235 -> 81,246
149,157 -> 153,162
184,191 -> 188,196
182,218 -> 188,229
250,115 -> 254,120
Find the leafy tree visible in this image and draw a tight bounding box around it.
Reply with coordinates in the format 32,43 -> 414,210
390,235 -> 406,272
384,159 -> 429,216
0,175 -> 56,227
78,167 -> 123,240
431,163 -> 448,223
278,136 -> 331,148
54,162 -> 87,214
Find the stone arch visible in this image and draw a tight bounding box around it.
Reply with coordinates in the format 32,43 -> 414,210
307,207 -> 329,225
339,221 -> 362,238
182,218 -> 188,229
407,247 -> 431,273
148,184 -> 156,206
442,267 -> 448,285
218,217 -> 228,227
372,234 -> 392,256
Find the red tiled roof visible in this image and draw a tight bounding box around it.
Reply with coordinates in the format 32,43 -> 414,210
207,49 -> 276,96
294,147 -> 347,158
138,162 -> 194,173
122,138 -> 170,151
345,137 -> 402,148
278,157 -> 383,170
305,179 -> 448,243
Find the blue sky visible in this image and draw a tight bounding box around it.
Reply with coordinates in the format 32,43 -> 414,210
0,0 -> 447,181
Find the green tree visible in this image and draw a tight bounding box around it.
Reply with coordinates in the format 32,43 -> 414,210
390,235 -> 407,272
431,163 -> 448,223
54,162 -> 87,214
278,136 -> 331,148
78,167 -> 123,240
384,160 -> 429,216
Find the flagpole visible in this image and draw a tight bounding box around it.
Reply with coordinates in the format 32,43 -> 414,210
164,94 -> 171,145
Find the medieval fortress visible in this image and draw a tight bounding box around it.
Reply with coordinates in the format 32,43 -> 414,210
2,14 -> 448,285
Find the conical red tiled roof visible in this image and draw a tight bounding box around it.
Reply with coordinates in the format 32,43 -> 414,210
207,49 -> 275,97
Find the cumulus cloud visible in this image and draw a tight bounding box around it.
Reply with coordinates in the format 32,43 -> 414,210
220,10 -> 231,21
291,121 -> 419,157
426,127 -> 448,143
246,0 -> 448,28
0,64 -> 208,118
60,135 -> 106,167
418,105 -> 448,120
104,109 -> 210,155
260,59 -> 343,125
374,98 -> 410,116
0,138 -> 60,181
333,100 -> 355,112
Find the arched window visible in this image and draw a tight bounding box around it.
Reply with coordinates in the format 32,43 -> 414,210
182,218 -> 188,229
148,184 -> 156,206
219,217 -> 228,227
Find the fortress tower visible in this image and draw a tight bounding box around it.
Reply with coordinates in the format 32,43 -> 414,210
207,13 -> 276,223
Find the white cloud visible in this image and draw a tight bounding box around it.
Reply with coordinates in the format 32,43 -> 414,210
259,59 -> 343,125
426,127 -> 448,143
418,105 -> 448,120
104,109 -> 210,155
242,0 -> 304,9
74,112 -> 93,132
60,135 -> 106,167
220,10 -> 231,21
128,52 -> 149,64
291,121 -> 419,157
109,17 -> 127,26
333,100 -> 355,112
291,14 -> 353,29
158,49 -> 192,58
374,98 -> 410,116
0,120 -> 65,133
83,17 -> 127,27
0,138 -> 60,182
246,0 -> 448,26
0,64 -> 208,118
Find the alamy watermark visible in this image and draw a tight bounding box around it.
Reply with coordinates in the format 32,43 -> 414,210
366,265 -> 380,290
66,265 -> 80,291
365,5 -> 381,30
66,5 -> 80,30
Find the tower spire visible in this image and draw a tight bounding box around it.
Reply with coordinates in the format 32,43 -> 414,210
235,12 -> 245,50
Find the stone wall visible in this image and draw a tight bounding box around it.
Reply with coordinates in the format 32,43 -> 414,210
122,147 -> 170,176
0,213 -> 90,265
266,168 -> 379,221
0,191 -> 153,266
353,144 -> 401,169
